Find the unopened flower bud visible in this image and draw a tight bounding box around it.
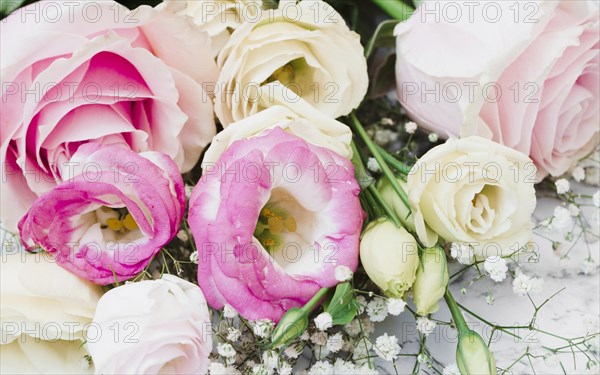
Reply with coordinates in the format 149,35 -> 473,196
412,246 -> 449,316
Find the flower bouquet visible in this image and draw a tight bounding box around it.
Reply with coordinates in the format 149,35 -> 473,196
1,0 -> 599,374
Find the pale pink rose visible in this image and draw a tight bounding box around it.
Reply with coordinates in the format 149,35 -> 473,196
395,0 -> 599,178
87,275 -> 212,374
1,1 -> 218,232
188,127 -> 364,322
18,144 -> 185,285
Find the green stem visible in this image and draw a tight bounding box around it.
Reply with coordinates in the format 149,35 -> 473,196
375,144 -> 412,175
367,184 -> 402,227
444,289 -> 469,336
349,113 -> 411,213
300,287 -> 330,314
372,0 -> 415,21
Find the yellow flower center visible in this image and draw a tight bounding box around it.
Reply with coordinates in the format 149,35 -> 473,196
254,207 -> 297,251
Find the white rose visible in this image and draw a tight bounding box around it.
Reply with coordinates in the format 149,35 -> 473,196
87,275 -> 212,374
214,0 -> 368,126
407,136 -> 537,257
160,0 -> 263,57
0,251 -> 103,374
202,101 -> 352,166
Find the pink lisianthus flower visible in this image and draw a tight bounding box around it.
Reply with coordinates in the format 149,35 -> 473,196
189,127 -> 364,322
0,0 -> 217,232
18,144 -> 185,285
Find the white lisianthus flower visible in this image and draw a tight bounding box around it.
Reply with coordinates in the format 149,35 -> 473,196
555,179 -> 571,194
314,312 -> 333,331
214,0 -> 368,126
87,275 -> 213,374
0,252 -> 103,374
407,136 -> 537,257
160,0 -> 263,57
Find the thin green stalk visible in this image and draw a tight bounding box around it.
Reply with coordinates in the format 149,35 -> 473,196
444,289 -> 469,335
349,113 -> 411,214
300,287 -> 330,314
367,184 -> 402,227
376,144 -> 412,175
372,0 -> 415,21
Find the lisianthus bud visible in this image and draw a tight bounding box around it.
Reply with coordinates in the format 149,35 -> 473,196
412,246 -> 449,316
378,178 -> 437,246
456,330 -> 497,375
270,308 -> 308,348
360,218 -> 420,298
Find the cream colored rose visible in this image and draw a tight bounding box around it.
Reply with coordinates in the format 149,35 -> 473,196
407,136 -> 537,257
0,251 -> 103,374
202,99 -> 352,166
160,0 -> 263,57
214,0 -> 368,126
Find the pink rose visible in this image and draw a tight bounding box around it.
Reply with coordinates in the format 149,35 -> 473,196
188,127 -> 364,322
395,0 -> 599,178
1,1 -> 217,231
18,144 -> 185,285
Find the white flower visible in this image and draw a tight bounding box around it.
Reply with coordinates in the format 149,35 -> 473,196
217,343 -> 236,358
308,361 -> 333,375
555,179 -> 571,194
367,157 -> 381,173
416,317 -> 437,335
279,362 -> 293,375
284,343 -> 303,359
177,229 -> 189,241
161,0 -> 263,57
335,265 -> 354,282
333,358 -> 356,374
215,0 -> 368,126
405,121 -> 417,134
572,166 -> 586,182
381,117 -> 395,126
366,298 -> 389,322
353,339 -> 373,365
0,252 -> 102,374
407,137 -> 537,257
450,242 -> 474,265
356,295 -> 367,314
512,271 -> 544,296
88,275 -> 212,374
386,298 -> 407,316
314,312 -> 333,331
189,251 -> 199,264
568,204 -> 581,217
581,258 -> 598,275
326,332 -> 344,353
311,331 -> 328,346
223,304 -> 238,319
209,362 -> 241,375
261,350 -> 279,371
552,206 -> 573,230
343,319 -> 362,336
251,319 -> 274,338
428,133 -> 439,143
226,327 -> 241,342
360,317 -> 375,335
251,364 -> 268,375
594,190 -> 600,208
374,129 -> 399,145
374,333 -> 401,361
443,363 -> 460,375
484,256 -> 508,282
355,364 -> 379,375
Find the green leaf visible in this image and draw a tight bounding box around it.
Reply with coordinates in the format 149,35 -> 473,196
364,19 -> 400,58
324,282 -> 358,325
0,0 -> 25,16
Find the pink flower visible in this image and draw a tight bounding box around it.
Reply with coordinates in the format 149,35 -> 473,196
0,1 -> 217,231
18,144 -> 185,285
188,127 -> 363,322
395,0 -> 599,178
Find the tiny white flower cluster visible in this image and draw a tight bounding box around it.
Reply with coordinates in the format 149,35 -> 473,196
367,157 -> 381,173
366,297 -> 388,322
450,242 -> 474,265
555,178 -> 570,194
484,256 -> 508,282
374,333 -> 401,361
335,265 -> 354,282
314,312 -> 333,331
512,269 -> 544,296
415,317 -> 437,336
552,206 -> 573,231
405,121 -> 417,134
